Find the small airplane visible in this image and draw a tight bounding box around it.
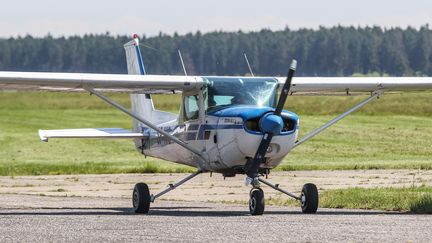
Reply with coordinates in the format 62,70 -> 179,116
1,34 -> 432,215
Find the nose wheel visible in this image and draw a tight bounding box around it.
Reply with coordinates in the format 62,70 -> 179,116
249,188 -> 265,215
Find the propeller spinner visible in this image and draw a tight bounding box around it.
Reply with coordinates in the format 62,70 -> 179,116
244,60 -> 297,185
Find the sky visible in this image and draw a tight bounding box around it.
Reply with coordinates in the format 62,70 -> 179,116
0,0 -> 431,37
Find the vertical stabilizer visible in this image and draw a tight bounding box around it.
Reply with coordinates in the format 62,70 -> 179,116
124,35 -> 177,134
124,34 -> 155,132
123,34 -> 146,75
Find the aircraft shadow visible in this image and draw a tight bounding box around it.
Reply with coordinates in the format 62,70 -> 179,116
148,208 -> 407,217
0,206 -> 409,217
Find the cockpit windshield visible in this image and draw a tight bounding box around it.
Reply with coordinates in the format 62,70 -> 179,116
204,77 -> 279,112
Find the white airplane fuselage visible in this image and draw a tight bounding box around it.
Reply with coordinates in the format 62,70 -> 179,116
132,98 -> 299,176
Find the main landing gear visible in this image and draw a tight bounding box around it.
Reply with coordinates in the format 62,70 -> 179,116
300,183 -> 319,214
248,177 -> 318,215
131,169 -> 318,215
132,170 -> 203,214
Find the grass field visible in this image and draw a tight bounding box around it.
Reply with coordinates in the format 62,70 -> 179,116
0,91 -> 432,176
268,186 -> 432,213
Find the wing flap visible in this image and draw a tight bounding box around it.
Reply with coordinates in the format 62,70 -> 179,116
38,128 -> 146,142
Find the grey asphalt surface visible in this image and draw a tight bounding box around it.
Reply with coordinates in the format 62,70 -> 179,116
0,194 -> 431,242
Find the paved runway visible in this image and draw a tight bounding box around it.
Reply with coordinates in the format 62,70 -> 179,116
0,194 -> 431,242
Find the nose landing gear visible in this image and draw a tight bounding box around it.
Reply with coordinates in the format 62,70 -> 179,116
247,177 -> 318,215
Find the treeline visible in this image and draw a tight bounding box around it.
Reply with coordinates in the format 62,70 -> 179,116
0,26 -> 431,77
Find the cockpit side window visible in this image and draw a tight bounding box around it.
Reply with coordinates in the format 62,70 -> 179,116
183,95 -> 199,121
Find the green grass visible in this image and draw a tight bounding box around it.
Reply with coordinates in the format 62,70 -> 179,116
0,91 -> 432,175
268,186 -> 432,213
0,162 -> 194,176
0,92 -> 191,175
280,114 -> 432,170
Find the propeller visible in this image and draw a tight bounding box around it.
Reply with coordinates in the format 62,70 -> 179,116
244,60 -> 297,185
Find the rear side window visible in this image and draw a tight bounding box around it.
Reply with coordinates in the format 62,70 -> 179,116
184,95 -> 199,121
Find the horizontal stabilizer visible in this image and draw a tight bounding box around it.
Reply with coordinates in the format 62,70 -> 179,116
39,128 -> 146,142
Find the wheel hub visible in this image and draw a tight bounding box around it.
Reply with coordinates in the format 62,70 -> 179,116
133,190 -> 139,208
250,197 -> 256,211
300,193 -> 306,207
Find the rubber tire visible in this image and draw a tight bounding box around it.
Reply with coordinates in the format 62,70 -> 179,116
249,188 -> 265,215
301,183 -> 318,214
133,183 -> 151,214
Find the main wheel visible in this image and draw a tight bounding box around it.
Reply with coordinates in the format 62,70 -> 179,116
249,188 -> 265,215
133,183 -> 151,214
300,183 -> 318,214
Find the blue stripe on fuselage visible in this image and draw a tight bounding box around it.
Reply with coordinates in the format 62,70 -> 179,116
142,122 -> 296,142
196,124 -> 243,140
141,124 -> 244,141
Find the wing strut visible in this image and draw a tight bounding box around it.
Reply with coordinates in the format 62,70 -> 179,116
83,87 -> 207,169
293,91 -> 383,148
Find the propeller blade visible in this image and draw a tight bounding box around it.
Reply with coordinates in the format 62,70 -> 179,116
245,133 -> 274,179
274,60 -> 297,116
244,60 -> 298,183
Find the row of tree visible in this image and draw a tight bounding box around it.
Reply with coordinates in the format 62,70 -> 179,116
0,26 -> 431,77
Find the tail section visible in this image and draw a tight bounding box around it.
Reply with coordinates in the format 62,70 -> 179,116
124,34 -> 146,75
124,35 -> 177,135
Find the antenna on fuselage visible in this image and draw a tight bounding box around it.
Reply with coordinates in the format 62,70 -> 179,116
243,53 -> 254,77
178,50 -> 188,76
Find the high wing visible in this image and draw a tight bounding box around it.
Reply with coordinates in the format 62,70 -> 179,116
0,72 -> 204,93
1,71 -> 432,94
278,77 -> 432,95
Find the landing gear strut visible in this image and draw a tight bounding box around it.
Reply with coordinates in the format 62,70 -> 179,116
247,177 -> 318,215
132,170 -> 203,214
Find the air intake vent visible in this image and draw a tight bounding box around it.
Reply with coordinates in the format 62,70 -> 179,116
244,117 -> 260,132
282,117 -> 296,132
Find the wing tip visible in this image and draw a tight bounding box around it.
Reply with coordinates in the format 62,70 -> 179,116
38,130 -> 48,142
